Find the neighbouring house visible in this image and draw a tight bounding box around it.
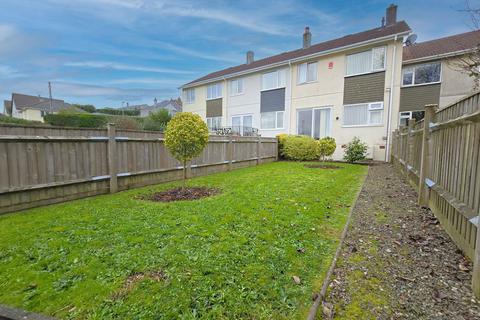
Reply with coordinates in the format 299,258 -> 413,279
181,4 -> 410,161
127,98 -> 182,117
399,30 -> 480,126
4,93 -> 78,122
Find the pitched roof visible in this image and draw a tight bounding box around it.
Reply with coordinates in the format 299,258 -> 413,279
403,30 -> 480,62
11,93 -> 66,111
183,21 -> 411,87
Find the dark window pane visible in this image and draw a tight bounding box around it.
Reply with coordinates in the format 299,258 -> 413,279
414,63 -> 440,84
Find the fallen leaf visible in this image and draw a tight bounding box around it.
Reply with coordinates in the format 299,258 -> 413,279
322,301 -> 334,319
292,276 -> 301,284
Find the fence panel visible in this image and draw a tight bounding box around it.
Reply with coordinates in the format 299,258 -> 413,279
0,124 -> 278,214
390,92 -> 480,298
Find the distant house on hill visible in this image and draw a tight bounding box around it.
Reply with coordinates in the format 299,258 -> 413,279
3,93 -> 81,122
127,98 -> 182,117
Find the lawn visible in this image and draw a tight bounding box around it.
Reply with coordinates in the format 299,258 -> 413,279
0,161 -> 367,319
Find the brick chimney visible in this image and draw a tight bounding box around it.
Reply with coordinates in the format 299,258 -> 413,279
246,51 -> 254,64
303,26 -> 311,49
385,4 -> 397,26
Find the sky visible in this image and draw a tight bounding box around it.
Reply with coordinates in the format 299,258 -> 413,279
0,0 -> 477,108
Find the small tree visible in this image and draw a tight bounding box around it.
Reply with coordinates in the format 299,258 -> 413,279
317,137 -> 336,162
164,113 -> 209,190
143,109 -> 172,131
343,137 -> 368,163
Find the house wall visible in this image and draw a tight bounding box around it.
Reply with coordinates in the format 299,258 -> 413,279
290,40 -> 403,161
439,58 -> 476,107
23,109 -> 44,122
399,84 -> 441,111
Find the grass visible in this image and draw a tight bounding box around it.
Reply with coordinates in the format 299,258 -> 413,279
0,161 -> 367,319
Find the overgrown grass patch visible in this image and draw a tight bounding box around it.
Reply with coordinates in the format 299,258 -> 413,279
0,161 -> 366,319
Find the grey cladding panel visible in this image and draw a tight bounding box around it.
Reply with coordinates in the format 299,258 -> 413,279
399,84 -> 440,112
261,88 -> 285,112
206,98 -> 222,117
343,71 -> 385,104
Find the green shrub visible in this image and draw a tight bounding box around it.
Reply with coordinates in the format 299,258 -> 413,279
343,137 -> 368,163
164,113 -> 209,189
97,108 -> 140,116
109,116 -> 142,130
44,113 -> 108,128
142,109 -> 171,131
276,134 -> 289,159
317,137 -> 336,161
0,115 -> 44,126
72,104 -> 96,113
282,135 -> 319,161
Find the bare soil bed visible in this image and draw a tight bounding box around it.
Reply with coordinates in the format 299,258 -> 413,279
144,186 -> 220,202
324,163 -> 480,319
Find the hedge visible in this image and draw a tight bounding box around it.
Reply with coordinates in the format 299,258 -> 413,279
0,115 -> 44,126
281,135 -> 319,161
44,113 -> 108,128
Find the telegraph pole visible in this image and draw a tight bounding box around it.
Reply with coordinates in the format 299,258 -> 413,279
48,81 -> 53,113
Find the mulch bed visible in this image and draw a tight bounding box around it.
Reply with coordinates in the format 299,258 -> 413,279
324,163 -> 480,319
304,164 -> 342,169
144,187 -> 220,202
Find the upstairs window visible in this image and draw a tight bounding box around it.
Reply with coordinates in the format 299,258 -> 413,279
298,62 -> 318,84
207,83 -> 222,100
230,78 -> 244,95
346,46 -> 386,76
402,62 -> 441,86
262,70 -> 286,90
185,88 -> 195,103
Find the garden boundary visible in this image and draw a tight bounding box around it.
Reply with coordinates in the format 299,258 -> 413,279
391,91 -> 480,298
0,124 -> 278,214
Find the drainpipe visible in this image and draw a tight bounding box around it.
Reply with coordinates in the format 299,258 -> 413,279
385,35 -> 397,162
223,77 -> 227,127
288,60 -> 293,134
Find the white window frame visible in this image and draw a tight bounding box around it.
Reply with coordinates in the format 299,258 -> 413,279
185,88 -> 195,104
260,111 -> 284,130
342,102 -> 384,127
297,61 -> 318,84
401,62 -> 442,87
261,69 -> 286,91
296,107 -> 332,138
345,46 -> 386,77
206,116 -> 222,131
206,83 -> 222,100
230,78 -> 244,96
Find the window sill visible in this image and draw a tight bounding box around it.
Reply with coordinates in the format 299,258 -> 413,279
230,92 -> 244,97
342,124 -> 384,128
401,81 -> 441,88
297,80 -> 318,86
206,97 -> 222,101
260,86 -> 286,92
344,69 -> 385,78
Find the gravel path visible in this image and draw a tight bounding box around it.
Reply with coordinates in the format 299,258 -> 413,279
323,163 -> 480,320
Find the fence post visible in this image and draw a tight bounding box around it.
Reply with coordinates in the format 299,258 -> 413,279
418,104 -> 436,206
227,135 -> 233,170
257,136 -> 262,165
391,129 -> 398,162
474,223 -> 480,298
275,137 -> 279,161
107,123 -> 118,193
406,119 -> 416,171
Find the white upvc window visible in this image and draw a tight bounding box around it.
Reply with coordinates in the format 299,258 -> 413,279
260,111 -> 284,129
346,46 -> 386,76
206,116 -> 222,131
402,62 -> 441,86
399,110 -> 426,127
185,88 -> 195,104
343,102 -> 384,126
230,78 -> 244,96
206,83 -> 222,100
262,69 -> 286,91
298,61 -> 318,84
297,107 -> 332,138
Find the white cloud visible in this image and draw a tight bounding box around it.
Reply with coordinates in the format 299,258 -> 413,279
108,77 -> 187,85
64,61 -> 195,74
153,41 -> 241,63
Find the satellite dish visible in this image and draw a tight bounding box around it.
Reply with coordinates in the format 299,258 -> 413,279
405,34 -> 418,46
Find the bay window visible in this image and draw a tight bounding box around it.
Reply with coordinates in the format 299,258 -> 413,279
346,46 -> 386,76
402,62 -> 441,86
207,83 -> 222,100
343,102 -> 384,126
298,62 -> 317,84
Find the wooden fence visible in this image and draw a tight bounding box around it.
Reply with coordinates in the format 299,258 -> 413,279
0,123 -> 278,215
391,92 -> 480,298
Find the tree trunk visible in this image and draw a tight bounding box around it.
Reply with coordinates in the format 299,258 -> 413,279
182,159 -> 187,191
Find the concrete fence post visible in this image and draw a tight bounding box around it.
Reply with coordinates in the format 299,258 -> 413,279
107,123 -> 118,193
406,118 -> 416,170
418,104 -> 436,206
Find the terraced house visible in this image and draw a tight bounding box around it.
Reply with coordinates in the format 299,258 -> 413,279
181,5 -> 411,161
399,30 -> 480,126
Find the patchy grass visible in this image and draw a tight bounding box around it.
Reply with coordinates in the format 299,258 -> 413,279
0,162 -> 366,319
